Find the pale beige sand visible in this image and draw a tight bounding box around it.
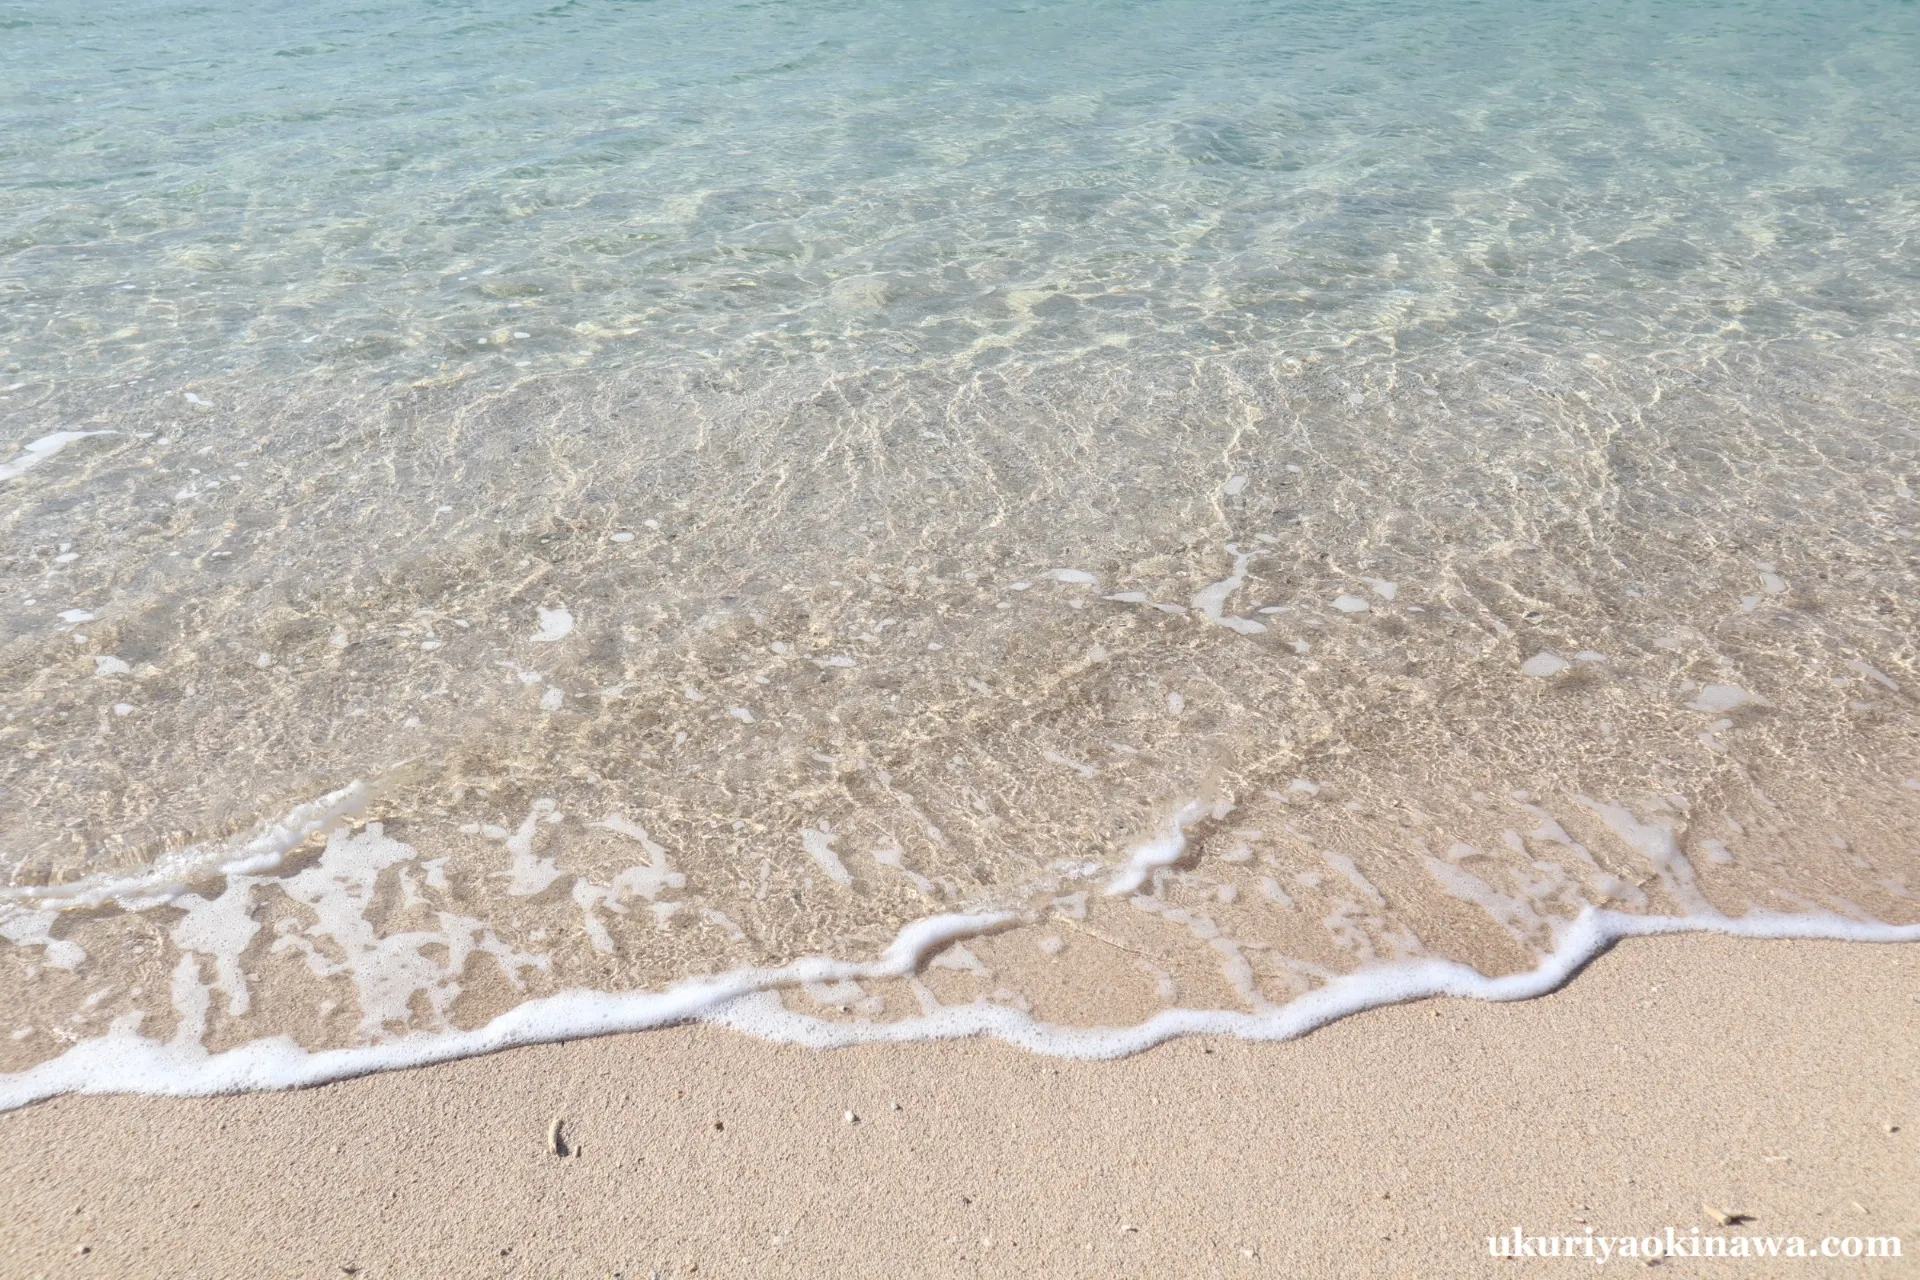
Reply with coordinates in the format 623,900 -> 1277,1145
2,934 -> 1914,1279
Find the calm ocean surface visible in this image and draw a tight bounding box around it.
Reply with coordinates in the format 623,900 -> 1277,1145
2,1 -> 1917,1086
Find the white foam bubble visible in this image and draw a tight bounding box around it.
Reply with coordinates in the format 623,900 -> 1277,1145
928,943 -> 991,976
0,910 -> 86,971
1521,652 -> 1568,678
801,826 -> 854,887
1688,683 -> 1759,712
1190,549 -> 1268,633
529,607 -> 574,643
497,800 -> 564,896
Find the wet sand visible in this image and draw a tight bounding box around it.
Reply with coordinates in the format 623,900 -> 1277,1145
1,932 -> 1914,1278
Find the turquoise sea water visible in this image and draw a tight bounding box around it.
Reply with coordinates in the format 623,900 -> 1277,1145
5,1 -> 1918,386
2,2 -> 1917,1070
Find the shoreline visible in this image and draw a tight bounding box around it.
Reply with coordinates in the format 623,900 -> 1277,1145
6,904 -> 1917,1112
3,932 -> 1913,1277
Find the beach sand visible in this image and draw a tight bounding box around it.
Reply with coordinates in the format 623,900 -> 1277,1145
2,933 -> 1913,1278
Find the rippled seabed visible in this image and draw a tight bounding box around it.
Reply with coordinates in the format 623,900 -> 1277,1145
2,0 -> 1918,1080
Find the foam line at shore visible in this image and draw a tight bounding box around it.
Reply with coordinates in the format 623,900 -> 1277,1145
2,905 -> 1913,1113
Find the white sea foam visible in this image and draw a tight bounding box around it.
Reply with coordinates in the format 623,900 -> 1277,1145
1521,652 -> 1568,678
1423,854 -> 1560,947
0,781 -> 371,910
1322,852 -> 1385,907
1,902 -> 1911,1112
0,910 -> 86,971
529,607 -> 574,643
0,430 -> 112,482
275,825 -> 546,1041
1191,550 -> 1267,634
801,826 -> 854,887
496,799 -> 565,896
1578,798 -> 1719,917
1105,799 -> 1213,894
1688,683 -> 1761,713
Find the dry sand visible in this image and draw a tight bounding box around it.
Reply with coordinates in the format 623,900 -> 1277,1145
2,933 -> 1914,1279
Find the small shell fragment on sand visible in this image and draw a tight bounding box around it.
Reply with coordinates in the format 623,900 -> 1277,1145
547,1116 -> 567,1157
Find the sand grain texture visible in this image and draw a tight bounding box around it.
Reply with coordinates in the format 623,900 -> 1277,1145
1,934 -> 1914,1278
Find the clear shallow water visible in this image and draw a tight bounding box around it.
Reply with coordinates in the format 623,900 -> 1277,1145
2,1 -> 1918,1084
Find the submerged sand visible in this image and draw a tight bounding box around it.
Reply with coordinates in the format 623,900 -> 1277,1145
1,932 -> 1912,1278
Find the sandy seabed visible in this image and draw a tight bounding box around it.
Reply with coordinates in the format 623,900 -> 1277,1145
1,932 -> 1913,1279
